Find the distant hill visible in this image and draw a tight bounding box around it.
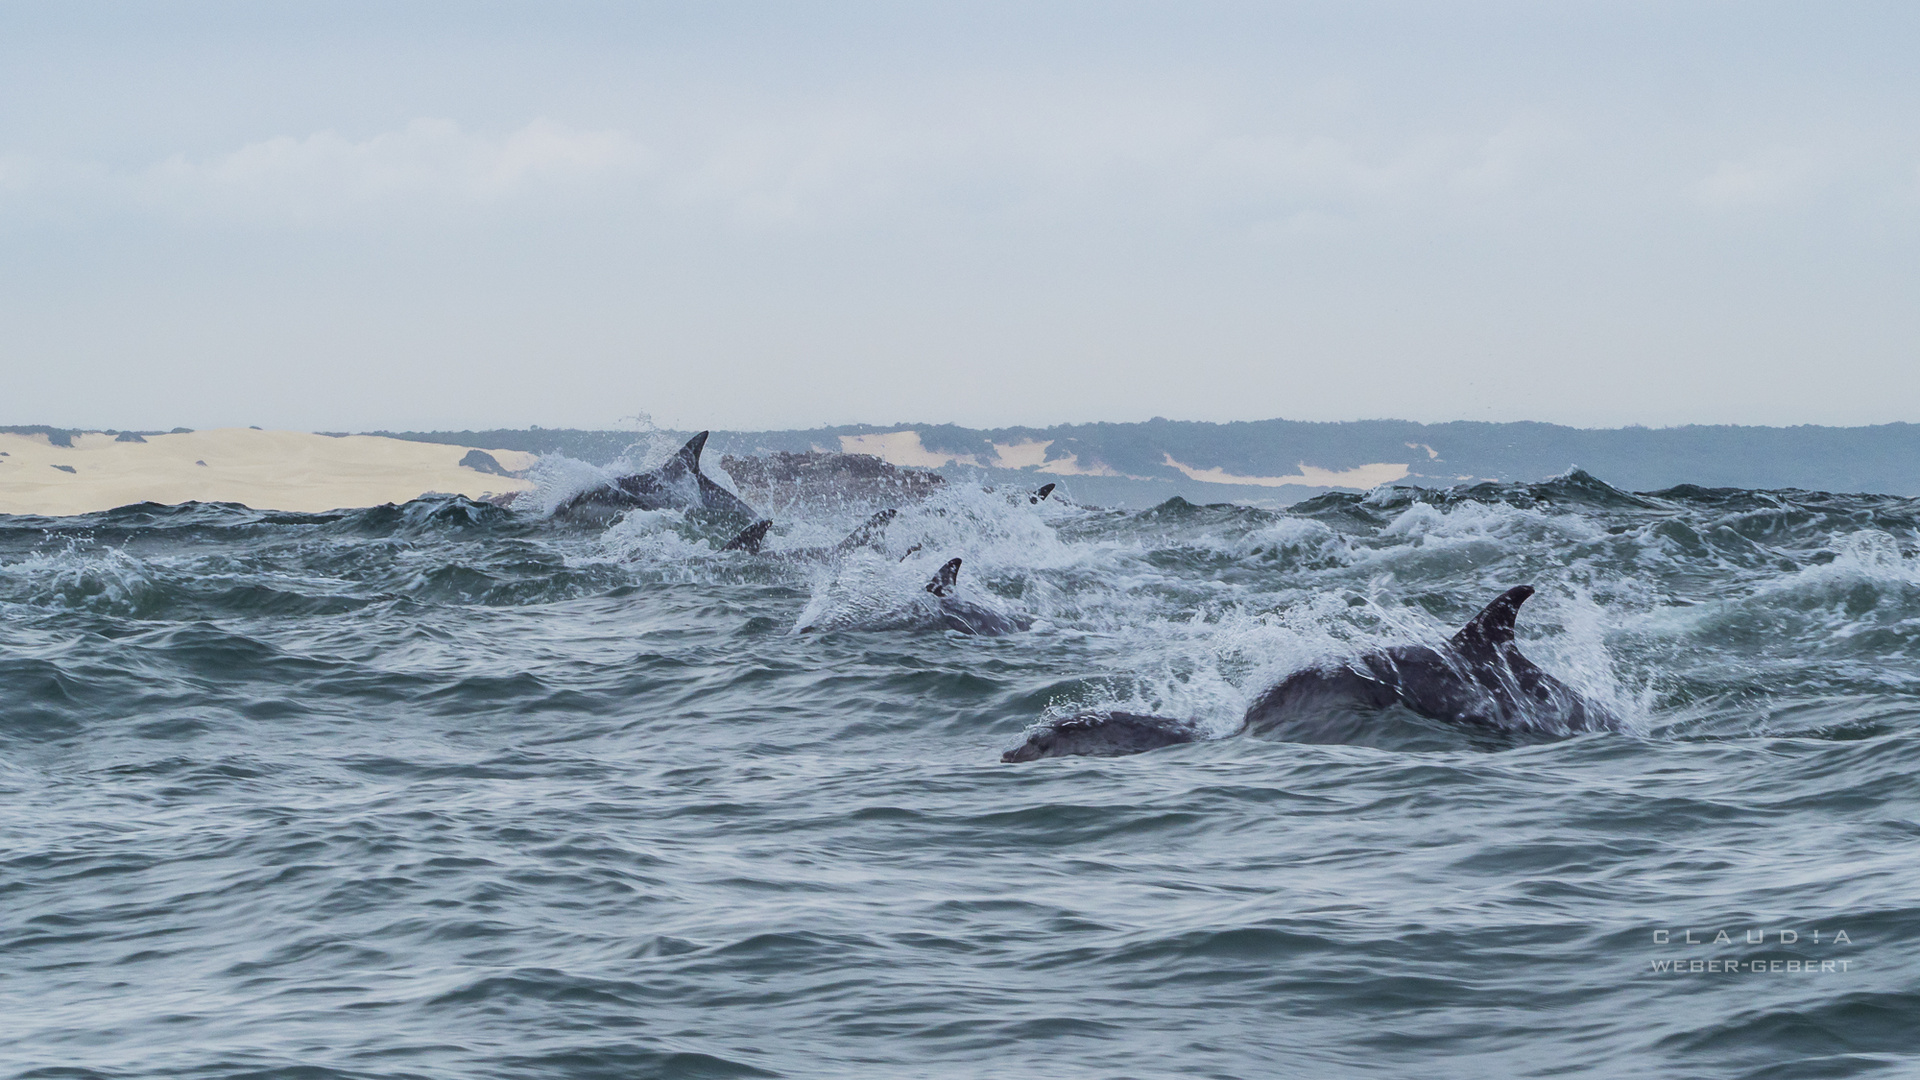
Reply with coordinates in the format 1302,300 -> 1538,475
366,419 -> 1920,507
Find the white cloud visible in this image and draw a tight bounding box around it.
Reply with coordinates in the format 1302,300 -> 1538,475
0,100 -> 1884,241
136,118 -> 649,222
1691,156 -> 1810,210
666,111 -> 926,228
1448,115 -> 1578,195
650,89 -> 1573,235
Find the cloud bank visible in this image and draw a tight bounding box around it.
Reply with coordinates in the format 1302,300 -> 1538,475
1,2 -> 1916,432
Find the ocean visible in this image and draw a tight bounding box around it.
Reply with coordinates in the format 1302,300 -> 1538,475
3,469 -> 1916,1079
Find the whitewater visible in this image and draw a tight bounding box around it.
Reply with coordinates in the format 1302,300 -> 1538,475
3,468 -> 1916,1079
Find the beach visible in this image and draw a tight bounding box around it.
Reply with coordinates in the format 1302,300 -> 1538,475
0,428 -> 535,516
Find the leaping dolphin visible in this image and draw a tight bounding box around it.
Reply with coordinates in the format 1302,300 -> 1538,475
922,558 -> 1033,636
1002,585 -> 1617,762
795,556 -> 1032,636
722,509 -> 898,560
555,431 -> 758,526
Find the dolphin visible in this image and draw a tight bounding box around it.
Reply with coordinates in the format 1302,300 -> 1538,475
1001,710 -> 1203,762
721,509 -> 898,560
1245,585 -> 1615,740
556,431 -> 757,526
721,518 -> 775,553
715,475 -> 1051,564
922,558 -> 1034,636
1002,585 -> 1616,762
795,556 -> 1032,636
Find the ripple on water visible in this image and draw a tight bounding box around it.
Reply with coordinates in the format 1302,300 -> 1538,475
4,483 -> 1920,1076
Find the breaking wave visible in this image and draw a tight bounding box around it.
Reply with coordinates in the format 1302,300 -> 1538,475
4,468 -> 1916,1077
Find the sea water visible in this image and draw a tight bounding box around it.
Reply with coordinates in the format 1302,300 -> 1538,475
4,471 -> 1917,1078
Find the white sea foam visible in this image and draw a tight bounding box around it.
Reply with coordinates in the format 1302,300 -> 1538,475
524,454 -> 622,517
0,540 -> 166,615
595,470 -> 1662,738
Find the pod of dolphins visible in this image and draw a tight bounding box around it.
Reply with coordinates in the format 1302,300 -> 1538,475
566,432 -> 1622,761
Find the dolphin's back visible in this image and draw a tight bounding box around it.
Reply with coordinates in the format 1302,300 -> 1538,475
557,431 -> 758,524
925,558 -> 1031,636
1243,664 -> 1399,742
1245,587 -> 1620,740
1003,711 -> 1202,762
938,599 -> 1032,636
1000,584 -> 1619,763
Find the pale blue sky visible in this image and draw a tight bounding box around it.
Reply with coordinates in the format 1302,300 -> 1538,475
3,1 -> 1916,431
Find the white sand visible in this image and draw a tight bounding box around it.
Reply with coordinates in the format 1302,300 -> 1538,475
1161,453 -> 1409,489
835,429 -> 1402,487
0,429 -> 536,516
1030,451 -> 1128,478
838,431 -> 1130,477
985,438 -> 1129,476
987,439 -> 1053,470
837,431 -> 980,468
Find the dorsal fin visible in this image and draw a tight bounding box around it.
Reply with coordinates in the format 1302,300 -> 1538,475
1450,586 -> 1534,652
722,519 -> 773,554
676,431 -> 710,473
837,508 -> 897,551
1030,483 -> 1056,504
925,557 -> 962,598
648,430 -> 708,483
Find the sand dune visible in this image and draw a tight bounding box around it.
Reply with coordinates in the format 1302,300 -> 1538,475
1160,453 -> 1410,489
0,429 -> 535,516
835,430 -> 1134,477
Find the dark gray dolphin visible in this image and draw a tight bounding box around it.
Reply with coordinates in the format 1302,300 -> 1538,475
722,509 -> 897,560
1003,585 -> 1616,762
1246,586 -> 1615,740
556,431 -> 757,526
924,558 -> 1033,636
1001,711 -> 1202,762
794,556 -> 1032,636
721,518 -> 775,553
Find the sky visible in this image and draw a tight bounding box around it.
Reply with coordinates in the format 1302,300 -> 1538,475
2,1 -> 1917,432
